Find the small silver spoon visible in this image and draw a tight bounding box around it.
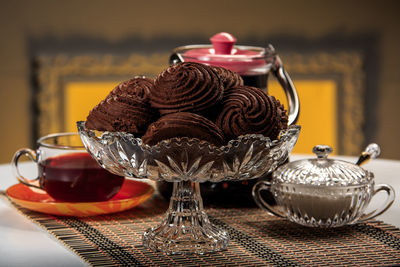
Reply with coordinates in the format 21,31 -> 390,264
356,143 -> 381,166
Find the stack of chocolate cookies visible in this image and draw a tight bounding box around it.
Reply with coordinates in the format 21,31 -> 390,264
85,62 -> 288,146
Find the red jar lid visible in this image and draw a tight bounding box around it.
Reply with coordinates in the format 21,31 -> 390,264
181,32 -> 267,74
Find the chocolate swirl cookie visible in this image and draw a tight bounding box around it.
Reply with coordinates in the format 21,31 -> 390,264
212,66 -> 243,89
149,62 -> 224,115
85,94 -> 157,135
216,85 -> 288,141
109,76 -> 154,100
142,112 -> 225,146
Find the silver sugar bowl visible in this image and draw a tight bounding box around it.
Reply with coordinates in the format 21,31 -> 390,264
252,144 -> 395,227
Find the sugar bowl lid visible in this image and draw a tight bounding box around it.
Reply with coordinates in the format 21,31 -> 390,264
272,144 -> 381,186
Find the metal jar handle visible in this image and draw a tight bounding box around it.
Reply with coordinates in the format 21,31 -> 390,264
266,45 -> 300,125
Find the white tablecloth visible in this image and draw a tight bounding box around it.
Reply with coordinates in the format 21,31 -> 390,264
0,154 -> 399,266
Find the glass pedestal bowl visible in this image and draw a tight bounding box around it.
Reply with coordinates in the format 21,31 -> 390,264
77,121 -> 300,255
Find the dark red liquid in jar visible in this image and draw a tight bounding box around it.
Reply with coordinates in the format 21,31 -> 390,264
38,152 -> 124,202
241,73 -> 268,91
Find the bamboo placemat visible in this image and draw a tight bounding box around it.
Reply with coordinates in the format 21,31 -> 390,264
7,194 -> 400,266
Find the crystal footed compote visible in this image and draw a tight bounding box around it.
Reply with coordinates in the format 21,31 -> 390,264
77,121 -> 300,255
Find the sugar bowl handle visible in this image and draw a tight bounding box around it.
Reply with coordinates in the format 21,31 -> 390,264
360,184 -> 395,221
252,180 -> 286,218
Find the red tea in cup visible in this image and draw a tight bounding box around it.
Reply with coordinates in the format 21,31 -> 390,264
39,152 -> 124,202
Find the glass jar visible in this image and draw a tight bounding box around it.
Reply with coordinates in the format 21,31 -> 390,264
158,32 -> 300,206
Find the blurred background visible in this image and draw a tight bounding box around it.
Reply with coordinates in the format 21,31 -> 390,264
1,0 -> 399,163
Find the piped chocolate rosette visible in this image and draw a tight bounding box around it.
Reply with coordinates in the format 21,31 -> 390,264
216,85 -> 288,141
149,62 -> 224,115
109,76 -> 154,100
142,112 -> 225,146
85,78 -> 157,135
211,66 -> 244,89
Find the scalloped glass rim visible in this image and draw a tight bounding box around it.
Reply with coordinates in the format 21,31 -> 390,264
77,121 -> 300,182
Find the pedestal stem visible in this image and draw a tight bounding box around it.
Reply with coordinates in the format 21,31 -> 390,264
143,180 -> 229,254
168,181 -> 205,224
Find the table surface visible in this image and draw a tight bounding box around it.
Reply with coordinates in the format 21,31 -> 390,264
1,154 -> 399,267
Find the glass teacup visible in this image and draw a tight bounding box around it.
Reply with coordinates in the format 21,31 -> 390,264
12,132 -> 125,202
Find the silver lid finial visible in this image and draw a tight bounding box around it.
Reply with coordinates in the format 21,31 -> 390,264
312,145 -> 333,159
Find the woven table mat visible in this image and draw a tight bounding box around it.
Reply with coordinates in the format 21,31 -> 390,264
7,194 -> 400,267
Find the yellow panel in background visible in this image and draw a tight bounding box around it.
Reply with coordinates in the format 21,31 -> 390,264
268,80 -> 338,155
64,82 -> 119,132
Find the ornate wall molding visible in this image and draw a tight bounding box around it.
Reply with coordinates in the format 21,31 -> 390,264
283,52 -> 365,155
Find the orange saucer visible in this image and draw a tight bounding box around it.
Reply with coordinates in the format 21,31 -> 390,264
6,179 -> 154,217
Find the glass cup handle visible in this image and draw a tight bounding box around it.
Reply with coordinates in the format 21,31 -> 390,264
268,45 -> 300,126
11,148 -> 41,189
360,184 -> 395,221
252,180 -> 286,218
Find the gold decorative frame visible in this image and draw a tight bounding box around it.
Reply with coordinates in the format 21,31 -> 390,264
34,51 -> 364,155
282,52 -> 365,155
35,53 -> 169,138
